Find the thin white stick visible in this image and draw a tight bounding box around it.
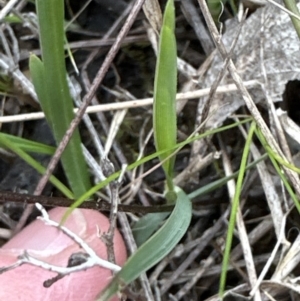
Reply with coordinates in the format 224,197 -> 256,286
36,203 -> 121,272
0,0 -> 19,21
266,0 -> 300,21
0,80 -> 258,123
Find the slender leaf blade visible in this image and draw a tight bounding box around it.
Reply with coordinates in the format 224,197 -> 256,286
132,212 -> 170,246
0,134 -> 73,198
0,133 -> 55,155
98,187 -> 192,301
32,0 -> 91,197
153,0 -> 177,195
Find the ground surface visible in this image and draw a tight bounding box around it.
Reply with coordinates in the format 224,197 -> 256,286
0,0 -> 300,300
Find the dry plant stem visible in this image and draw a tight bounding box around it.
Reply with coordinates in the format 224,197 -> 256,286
219,136 -> 261,301
0,55 -> 38,104
0,190 -> 175,213
164,253 -> 278,282
15,0 -> 28,11
79,0 -> 134,82
143,0 -> 162,35
278,111 -> 300,167
0,0 -> 19,21
80,74 -> 125,168
175,251 -> 218,300
267,0 -> 300,22
249,212 -> 289,297
180,0 -> 214,54
0,211 -> 16,229
104,181 -> 119,264
173,151 -> 221,185
197,0 -> 300,196
272,234 -> 300,282
13,204 -> 34,235
120,119 -> 151,204
33,0 -> 146,197
80,72 -> 145,205
176,50 -> 216,114
198,11 -> 246,132
260,83 -> 292,163
102,165 -> 126,265
258,17 -> 293,163
71,79 -> 106,160
118,212 -> 155,300
155,213 -> 226,292
105,109 -> 128,155
64,0 -> 93,30
231,218 -> 273,261
36,203 -> 120,270
0,25 -> 15,61
6,25 -> 19,62
1,204 -> 121,286
82,145 -> 106,183
0,228 -> 12,239
124,105 -> 216,192
20,35 -> 147,60
0,80 -> 259,123
274,108 -> 294,162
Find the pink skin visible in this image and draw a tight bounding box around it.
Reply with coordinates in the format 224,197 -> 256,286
0,207 -> 127,301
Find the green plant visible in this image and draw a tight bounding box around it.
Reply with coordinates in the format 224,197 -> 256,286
284,0 -> 300,39
98,0 -> 192,299
219,121 -> 256,296
29,0 -> 91,198
0,133 -> 73,198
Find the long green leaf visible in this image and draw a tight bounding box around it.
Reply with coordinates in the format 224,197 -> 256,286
255,128 -> 300,212
283,0 -> 300,39
0,133 -> 55,155
31,0 -> 91,197
98,187 -> 192,301
61,118 -> 252,222
219,121 -> 256,297
0,134 -> 73,198
153,0 -> 177,198
132,212 -> 170,246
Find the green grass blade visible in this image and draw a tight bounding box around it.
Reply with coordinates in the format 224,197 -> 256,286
132,153 -> 268,247
61,118 -> 252,222
153,0 -> 177,198
0,133 -> 55,155
132,212 -> 170,246
188,154 -> 267,200
283,0 -> 300,39
31,0 -> 91,197
255,128 -> 300,212
98,187 -> 192,301
219,121 -> 256,297
0,134 -> 73,199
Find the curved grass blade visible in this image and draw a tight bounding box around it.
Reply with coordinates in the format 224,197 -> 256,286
98,187 -> 192,301
132,212 -> 170,246
0,133 -> 55,155
255,128 -> 300,212
0,134 -> 73,199
284,0 -> 300,39
61,118 -> 252,223
133,153 -> 267,247
153,0 -> 177,198
188,153 -> 267,200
